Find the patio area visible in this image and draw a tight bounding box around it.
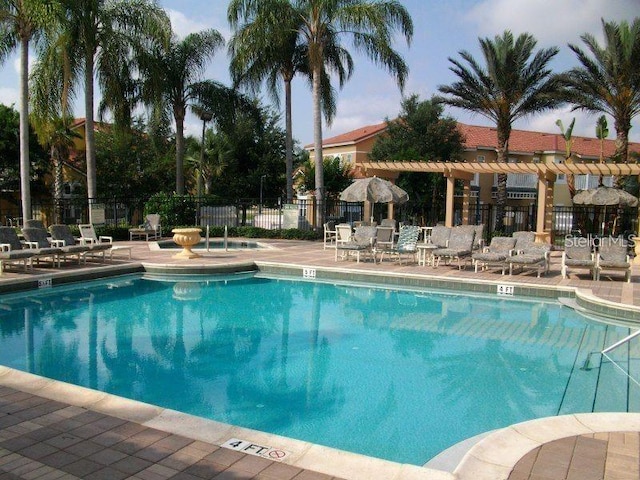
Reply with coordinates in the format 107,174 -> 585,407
0,236 -> 639,480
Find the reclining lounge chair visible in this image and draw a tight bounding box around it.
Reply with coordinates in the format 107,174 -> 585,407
596,241 -> 631,282
18,227 -> 63,268
335,226 -> 377,263
561,239 -> 596,280
0,226 -> 36,274
508,243 -> 552,278
49,224 -> 111,263
472,236 -> 517,274
79,224 -> 132,260
432,225 -> 476,270
379,225 -> 420,265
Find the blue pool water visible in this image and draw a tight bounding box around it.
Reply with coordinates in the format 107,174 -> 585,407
0,273 -> 636,465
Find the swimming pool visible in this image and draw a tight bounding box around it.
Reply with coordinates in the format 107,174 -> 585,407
0,273 -> 636,465
156,239 -> 265,250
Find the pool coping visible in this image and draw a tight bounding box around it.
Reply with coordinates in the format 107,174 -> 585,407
1,259 -> 640,480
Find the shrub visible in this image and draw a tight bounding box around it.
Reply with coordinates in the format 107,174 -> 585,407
144,193 -> 196,229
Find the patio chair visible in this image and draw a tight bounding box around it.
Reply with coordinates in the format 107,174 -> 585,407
472,224 -> 485,251
429,225 -> 451,248
323,221 -> 337,249
379,218 -> 396,236
335,226 -> 377,263
472,236 -> 516,274
18,227 -> 63,268
379,225 -> 420,264
512,231 -> 536,253
596,241 -> 631,282
375,226 -> 395,250
79,224 -> 132,260
432,225 -> 476,270
508,243 -> 552,278
50,224 -> 110,263
24,219 -> 46,230
129,213 -> 162,241
561,239 -> 596,280
335,224 -> 353,247
0,226 -> 36,275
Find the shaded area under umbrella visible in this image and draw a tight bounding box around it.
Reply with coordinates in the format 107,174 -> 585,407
572,186 -> 638,235
340,177 -> 409,223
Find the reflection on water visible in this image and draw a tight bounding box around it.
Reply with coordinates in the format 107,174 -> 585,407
0,274 -> 630,464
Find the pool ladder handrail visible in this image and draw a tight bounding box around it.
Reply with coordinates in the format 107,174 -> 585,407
582,329 -> 640,372
204,224 -> 229,252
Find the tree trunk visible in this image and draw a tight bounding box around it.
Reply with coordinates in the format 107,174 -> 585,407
19,36 -> 31,224
614,123 -> 629,164
175,107 -> 186,195
85,50 -> 97,221
285,77 -> 293,204
312,65 -> 324,229
494,123 -> 510,233
52,146 -> 64,224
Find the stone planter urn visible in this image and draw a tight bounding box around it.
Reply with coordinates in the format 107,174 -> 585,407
172,228 -> 202,259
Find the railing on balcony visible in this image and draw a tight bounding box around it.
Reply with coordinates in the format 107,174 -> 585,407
493,173 -> 538,189
574,174 -> 614,190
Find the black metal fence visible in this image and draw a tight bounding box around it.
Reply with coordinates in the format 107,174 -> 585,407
3,196 -> 637,246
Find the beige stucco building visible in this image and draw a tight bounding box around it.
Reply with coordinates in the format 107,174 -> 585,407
306,122 -> 640,239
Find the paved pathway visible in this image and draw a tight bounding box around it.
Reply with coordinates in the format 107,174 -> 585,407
0,385 -> 340,480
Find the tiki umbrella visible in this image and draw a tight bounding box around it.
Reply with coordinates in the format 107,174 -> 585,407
340,177 -> 409,204
340,177 -> 409,222
573,186 -> 638,235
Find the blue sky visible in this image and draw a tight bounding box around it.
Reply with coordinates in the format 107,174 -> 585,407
0,0 -> 638,146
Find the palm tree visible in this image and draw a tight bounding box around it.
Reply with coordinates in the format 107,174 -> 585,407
0,0 -> 53,224
437,31 -> 565,232
33,0 -> 170,219
140,29 -> 224,195
228,0 -> 342,204
566,18 -> 640,164
294,0 -> 413,228
31,115 -> 81,224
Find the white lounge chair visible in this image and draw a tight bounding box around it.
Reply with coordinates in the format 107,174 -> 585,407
79,224 -> 133,260
129,214 -> 162,241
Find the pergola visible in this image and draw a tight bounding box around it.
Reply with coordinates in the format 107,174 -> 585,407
359,160 -> 640,241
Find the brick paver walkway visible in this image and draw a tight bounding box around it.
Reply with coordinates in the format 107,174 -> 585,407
508,432 -> 640,480
0,385 -> 341,480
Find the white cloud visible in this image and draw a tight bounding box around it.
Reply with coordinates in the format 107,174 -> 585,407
516,107 -> 640,143
167,8 -> 230,40
0,87 -> 19,108
464,0 -> 638,47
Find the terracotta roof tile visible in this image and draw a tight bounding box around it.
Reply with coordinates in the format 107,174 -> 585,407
458,122 -> 640,158
312,121 -> 640,159
306,122 -> 388,148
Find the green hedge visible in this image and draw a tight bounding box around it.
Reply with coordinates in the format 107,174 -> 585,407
89,224 -> 321,242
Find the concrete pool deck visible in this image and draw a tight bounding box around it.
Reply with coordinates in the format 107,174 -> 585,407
0,236 -> 639,480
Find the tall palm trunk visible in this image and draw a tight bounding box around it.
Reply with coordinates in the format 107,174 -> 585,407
19,36 -> 31,224
52,146 -> 64,225
312,65 -> 324,229
84,50 -> 97,212
20,37 -> 31,222
285,77 -> 293,203
613,120 -> 630,189
175,109 -> 186,195
495,124 -> 510,233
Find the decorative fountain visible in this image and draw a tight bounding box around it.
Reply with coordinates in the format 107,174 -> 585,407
171,228 -> 203,259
